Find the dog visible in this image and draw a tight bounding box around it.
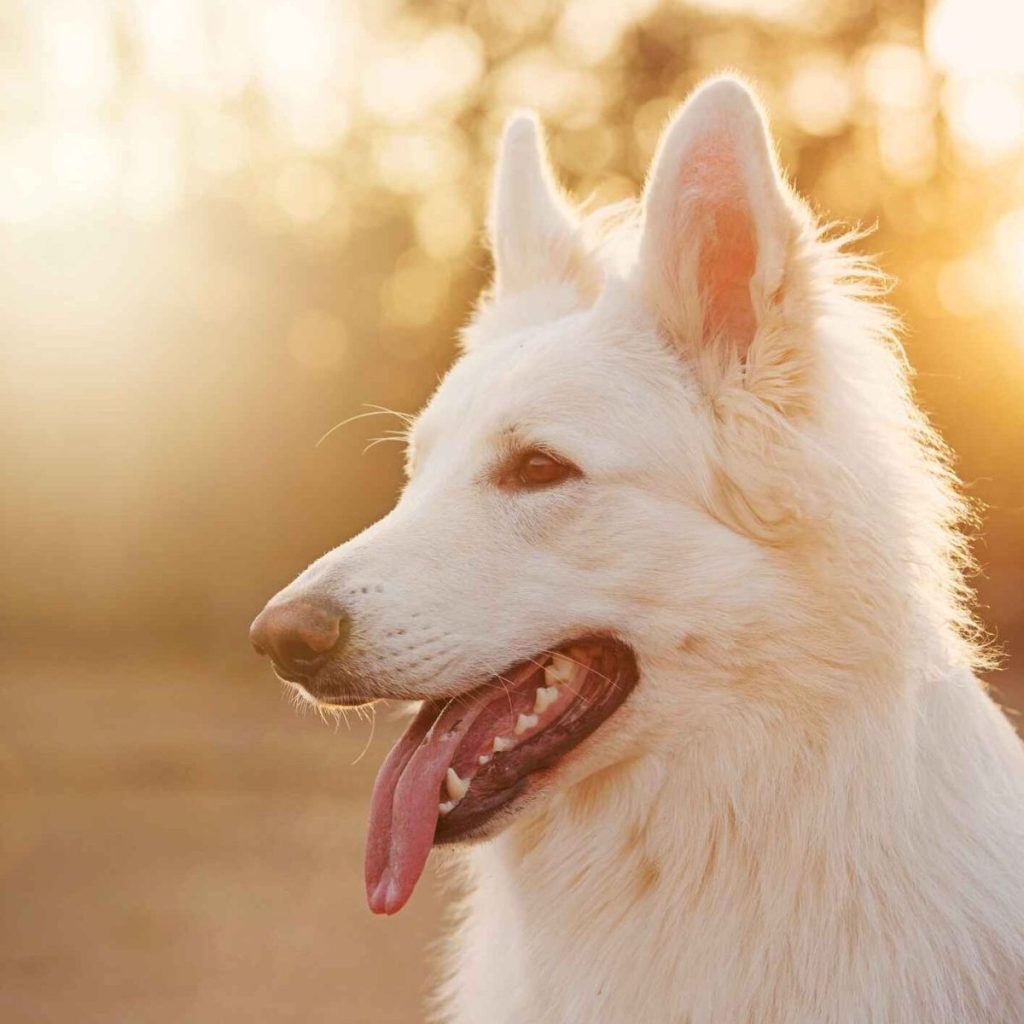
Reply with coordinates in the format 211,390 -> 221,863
250,77 -> 1024,1023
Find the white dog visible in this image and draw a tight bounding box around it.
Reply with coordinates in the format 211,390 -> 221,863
251,77 -> 1024,1023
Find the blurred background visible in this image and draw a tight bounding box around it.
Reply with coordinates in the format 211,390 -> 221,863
1,0 -> 1022,1020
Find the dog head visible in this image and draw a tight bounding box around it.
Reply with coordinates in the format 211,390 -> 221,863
255,76 -> 816,698
251,78 -> 964,912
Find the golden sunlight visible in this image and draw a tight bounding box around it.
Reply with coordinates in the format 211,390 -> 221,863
927,0 -> 1024,164
3,2 -> 1023,1021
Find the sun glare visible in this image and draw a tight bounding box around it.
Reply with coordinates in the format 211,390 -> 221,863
927,0 -> 1024,167
1,0 -> 1023,356
927,0 -> 1024,78
1,0 -> 1020,237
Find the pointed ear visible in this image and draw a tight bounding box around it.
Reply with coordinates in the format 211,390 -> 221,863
488,113 -> 597,300
639,78 -> 808,377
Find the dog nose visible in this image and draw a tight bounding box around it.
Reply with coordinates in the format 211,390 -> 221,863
249,597 -> 347,679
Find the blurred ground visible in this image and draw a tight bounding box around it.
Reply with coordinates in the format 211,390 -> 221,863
0,651 -> 444,1024
1,651 -> 1020,1024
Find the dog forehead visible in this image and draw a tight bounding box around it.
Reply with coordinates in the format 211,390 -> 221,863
419,314 -> 672,446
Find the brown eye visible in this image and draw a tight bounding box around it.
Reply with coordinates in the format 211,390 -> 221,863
508,449 -> 578,489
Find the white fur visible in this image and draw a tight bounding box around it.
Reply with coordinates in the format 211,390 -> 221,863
278,77 -> 1024,1022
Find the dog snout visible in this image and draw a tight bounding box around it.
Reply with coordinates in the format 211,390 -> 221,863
249,596 -> 349,681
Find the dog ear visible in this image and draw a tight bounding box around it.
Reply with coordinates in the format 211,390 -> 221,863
488,113 -> 597,300
638,77 -> 811,405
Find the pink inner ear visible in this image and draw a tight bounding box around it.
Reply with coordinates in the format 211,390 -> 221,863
685,138 -> 757,352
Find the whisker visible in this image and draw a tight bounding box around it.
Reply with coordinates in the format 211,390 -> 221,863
526,656 -> 591,703
362,435 -> 407,456
493,674 -> 518,717
364,403 -> 415,426
315,404 -> 413,449
351,702 -> 377,765
546,650 -> 621,692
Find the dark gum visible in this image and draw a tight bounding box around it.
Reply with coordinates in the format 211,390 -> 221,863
433,639 -> 638,844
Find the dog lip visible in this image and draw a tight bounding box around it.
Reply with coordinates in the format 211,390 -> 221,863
284,677 -> 376,708
273,666 -> 371,708
315,692 -> 381,709
431,638 -> 639,843
270,662 -> 312,685
276,662 -> 379,706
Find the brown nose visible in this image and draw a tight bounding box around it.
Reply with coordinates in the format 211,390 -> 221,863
249,597 -> 347,680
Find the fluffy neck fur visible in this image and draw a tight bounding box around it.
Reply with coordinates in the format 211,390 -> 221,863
439,656 -> 1024,1024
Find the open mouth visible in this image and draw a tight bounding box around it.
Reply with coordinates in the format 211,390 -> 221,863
364,636 -> 638,915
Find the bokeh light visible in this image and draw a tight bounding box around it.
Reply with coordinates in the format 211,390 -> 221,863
1,2 -> 1023,1021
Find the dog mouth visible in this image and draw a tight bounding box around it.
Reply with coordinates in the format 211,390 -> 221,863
364,636 -> 638,915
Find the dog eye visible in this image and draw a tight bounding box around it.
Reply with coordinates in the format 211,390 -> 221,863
505,449 -> 579,489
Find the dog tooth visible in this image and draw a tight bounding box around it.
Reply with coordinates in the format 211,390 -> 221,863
534,685 -> 559,714
515,712 -> 539,735
478,754 -> 492,766
493,736 -> 514,753
446,768 -> 469,801
544,653 -> 576,687
439,800 -> 455,815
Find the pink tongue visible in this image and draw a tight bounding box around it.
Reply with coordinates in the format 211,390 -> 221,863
364,695 -> 486,915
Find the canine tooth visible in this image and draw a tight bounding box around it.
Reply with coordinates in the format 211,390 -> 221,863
439,800 -> 455,815
534,685 -> 559,714
544,653 -> 576,687
493,736 -> 514,753
515,713 -> 539,735
446,768 -> 469,801
478,754 -> 492,766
